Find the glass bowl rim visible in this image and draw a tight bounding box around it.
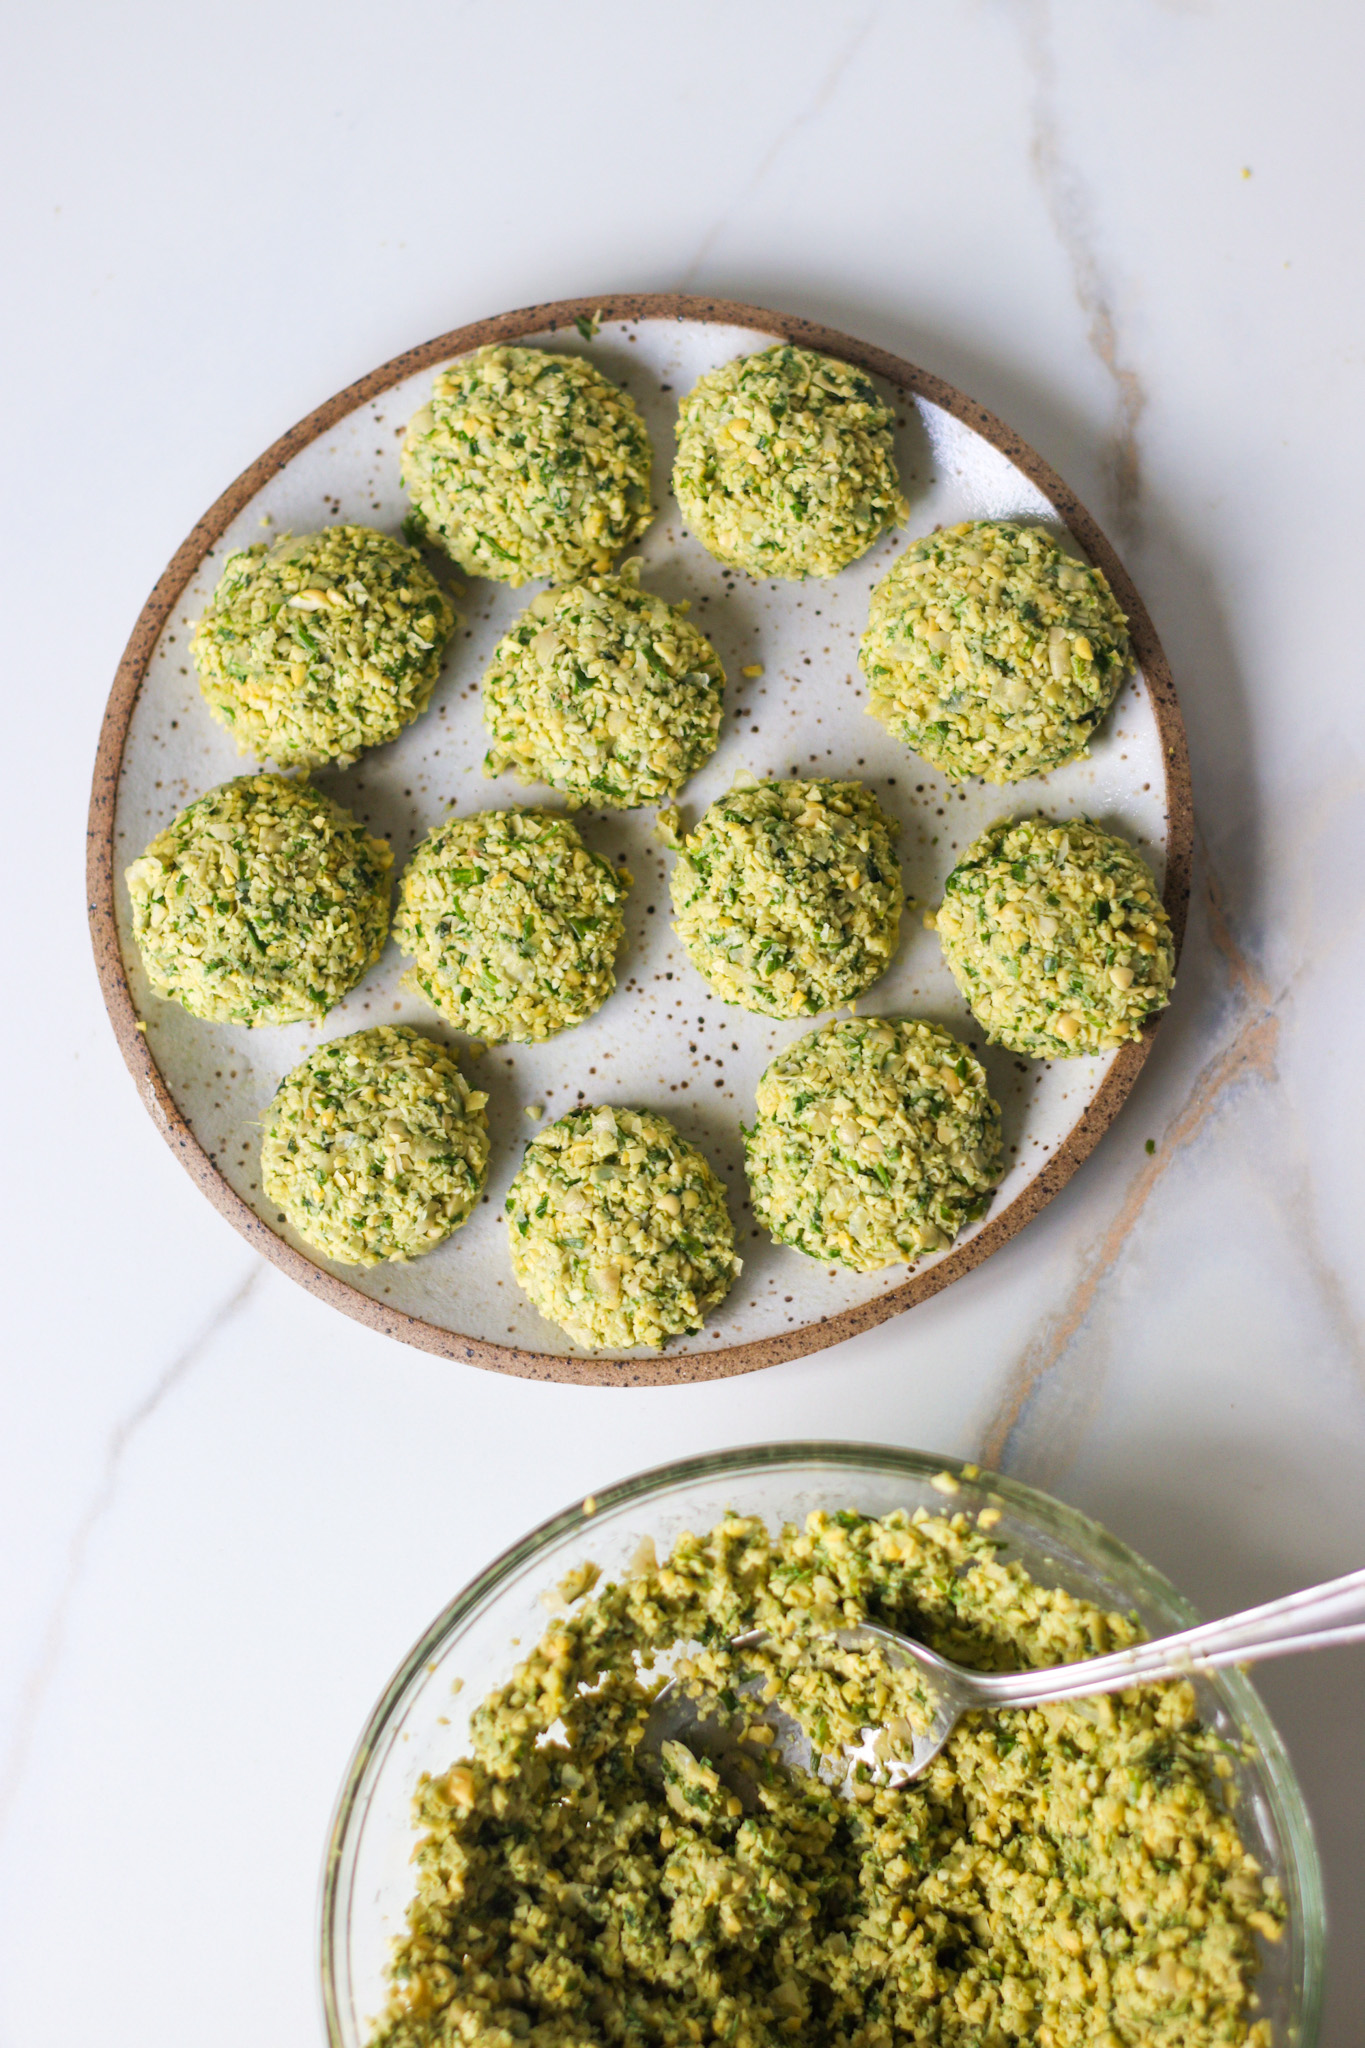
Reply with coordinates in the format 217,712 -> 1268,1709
318,1439 -> 1325,2048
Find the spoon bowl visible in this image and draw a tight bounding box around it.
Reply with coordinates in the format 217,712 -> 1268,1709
641,1568 -> 1365,1793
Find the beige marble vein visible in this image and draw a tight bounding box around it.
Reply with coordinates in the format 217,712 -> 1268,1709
980,826 -> 1365,1477
1016,0 -> 1148,536
979,842 -> 1271,1468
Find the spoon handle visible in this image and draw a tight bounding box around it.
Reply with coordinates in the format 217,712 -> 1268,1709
967,1564 -> 1365,1709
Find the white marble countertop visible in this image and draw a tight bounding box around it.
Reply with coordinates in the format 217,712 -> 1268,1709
3,3 -> 1363,2042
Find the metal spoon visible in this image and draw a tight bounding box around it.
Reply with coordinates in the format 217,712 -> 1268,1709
640,1565 -> 1365,1802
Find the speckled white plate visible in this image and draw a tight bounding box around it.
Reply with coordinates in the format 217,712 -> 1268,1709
89,295 -> 1191,1385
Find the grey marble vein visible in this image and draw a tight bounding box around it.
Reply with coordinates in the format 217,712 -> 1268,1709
681,4 -> 882,286
0,1267 -> 264,1842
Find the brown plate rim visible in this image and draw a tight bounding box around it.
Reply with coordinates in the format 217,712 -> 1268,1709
87,291 -> 1193,1387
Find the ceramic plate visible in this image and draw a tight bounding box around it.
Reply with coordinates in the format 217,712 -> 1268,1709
88,295 -> 1191,1385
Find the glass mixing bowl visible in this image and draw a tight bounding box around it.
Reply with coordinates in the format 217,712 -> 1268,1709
319,1443 -> 1325,2047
